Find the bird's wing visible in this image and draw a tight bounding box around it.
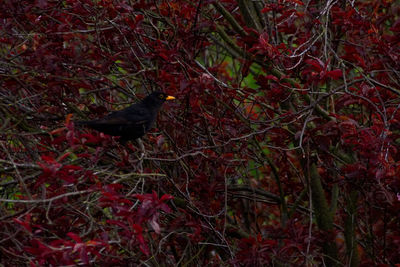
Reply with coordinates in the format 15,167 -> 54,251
94,108 -> 150,125
90,113 -> 144,126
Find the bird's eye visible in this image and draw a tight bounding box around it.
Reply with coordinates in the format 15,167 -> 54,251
158,94 -> 165,99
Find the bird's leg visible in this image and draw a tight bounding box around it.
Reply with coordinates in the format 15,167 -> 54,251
135,138 -> 145,173
125,139 -> 145,172
137,138 -> 146,159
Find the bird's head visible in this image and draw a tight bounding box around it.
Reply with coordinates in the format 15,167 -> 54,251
144,91 -> 176,108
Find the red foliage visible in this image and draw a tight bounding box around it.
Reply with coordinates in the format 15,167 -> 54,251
1,0 -> 400,266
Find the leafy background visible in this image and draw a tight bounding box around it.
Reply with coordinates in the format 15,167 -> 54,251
1,0 -> 400,266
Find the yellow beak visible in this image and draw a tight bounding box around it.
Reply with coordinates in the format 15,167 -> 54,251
166,95 -> 176,100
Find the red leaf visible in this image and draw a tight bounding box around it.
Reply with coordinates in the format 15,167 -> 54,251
264,75 -> 279,82
79,245 -> 89,265
160,194 -> 174,202
13,217 -> 32,233
132,224 -> 149,255
259,32 -> 269,47
305,59 -> 323,71
41,155 -> 57,164
159,53 -> 169,60
150,216 -> 161,234
67,232 -> 82,243
326,69 -> 342,80
58,152 -> 71,162
159,203 -> 172,213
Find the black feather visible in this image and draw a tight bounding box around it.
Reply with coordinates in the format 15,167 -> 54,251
75,91 -> 175,141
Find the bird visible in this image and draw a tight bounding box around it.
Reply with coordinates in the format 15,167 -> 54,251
75,91 -> 175,142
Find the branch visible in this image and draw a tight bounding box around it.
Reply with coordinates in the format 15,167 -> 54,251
0,190 -> 92,203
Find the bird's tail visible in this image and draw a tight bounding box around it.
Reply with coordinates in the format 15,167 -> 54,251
74,120 -> 91,126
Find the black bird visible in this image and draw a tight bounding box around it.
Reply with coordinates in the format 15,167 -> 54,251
75,91 -> 175,142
